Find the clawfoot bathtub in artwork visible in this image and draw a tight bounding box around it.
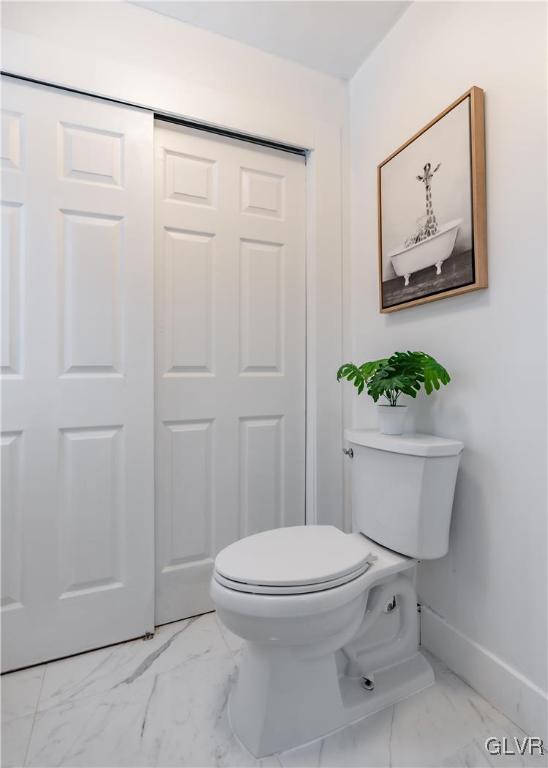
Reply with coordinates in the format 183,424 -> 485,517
389,218 -> 462,286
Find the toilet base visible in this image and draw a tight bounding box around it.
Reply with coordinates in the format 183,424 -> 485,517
229,648 -> 434,758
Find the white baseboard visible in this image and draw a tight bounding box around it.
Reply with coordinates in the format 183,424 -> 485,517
420,605 -> 548,742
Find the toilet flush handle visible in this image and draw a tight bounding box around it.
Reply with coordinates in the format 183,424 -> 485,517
342,447 -> 353,459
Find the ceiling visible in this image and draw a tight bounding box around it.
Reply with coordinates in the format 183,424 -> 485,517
133,1 -> 410,80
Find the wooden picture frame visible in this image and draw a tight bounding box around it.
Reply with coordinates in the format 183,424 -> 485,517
378,86 -> 487,313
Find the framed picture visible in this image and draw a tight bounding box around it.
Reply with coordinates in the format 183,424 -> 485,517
378,86 -> 487,312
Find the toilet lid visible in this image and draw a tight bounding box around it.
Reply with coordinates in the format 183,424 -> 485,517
214,526 -> 373,590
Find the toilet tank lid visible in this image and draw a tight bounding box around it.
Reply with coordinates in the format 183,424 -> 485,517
344,429 -> 463,457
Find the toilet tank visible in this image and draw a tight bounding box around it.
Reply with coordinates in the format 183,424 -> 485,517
344,430 -> 463,559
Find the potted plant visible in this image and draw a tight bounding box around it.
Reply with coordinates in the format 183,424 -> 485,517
337,351 -> 450,435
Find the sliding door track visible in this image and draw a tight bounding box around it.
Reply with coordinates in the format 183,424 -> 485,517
1,71 -> 307,157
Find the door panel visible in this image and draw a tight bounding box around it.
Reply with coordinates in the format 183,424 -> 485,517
154,124 -> 306,624
1,79 -> 154,671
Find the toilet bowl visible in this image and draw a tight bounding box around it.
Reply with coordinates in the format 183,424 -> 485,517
211,430 -> 463,757
212,527 -> 397,649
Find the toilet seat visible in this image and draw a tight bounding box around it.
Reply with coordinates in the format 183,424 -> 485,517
214,564 -> 372,595
214,525 -> 375,596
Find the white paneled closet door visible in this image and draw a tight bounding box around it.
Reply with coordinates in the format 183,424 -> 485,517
154,123 -> 306,624
1,79 -> 154,671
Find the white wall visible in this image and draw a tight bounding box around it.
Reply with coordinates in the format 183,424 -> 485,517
1,1 -> 347,528
348,1 -> 547,738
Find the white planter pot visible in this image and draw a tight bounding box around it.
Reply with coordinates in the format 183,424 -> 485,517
377,404 -> 408,435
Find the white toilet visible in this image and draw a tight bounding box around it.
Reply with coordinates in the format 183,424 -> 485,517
211,429 -> 463,757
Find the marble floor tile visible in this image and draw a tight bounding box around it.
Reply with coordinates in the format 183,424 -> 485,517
1,613 -> 540,768
37,612 -> 227,714
21,613 -> 270,767
1,665 -> 45,722
1,664 -> 46,768
1,714 -> 35,768
25,649 -> 274,767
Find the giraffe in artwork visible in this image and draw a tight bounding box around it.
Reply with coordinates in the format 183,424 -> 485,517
405,161 -> 442,249
417,161 -> 441,237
